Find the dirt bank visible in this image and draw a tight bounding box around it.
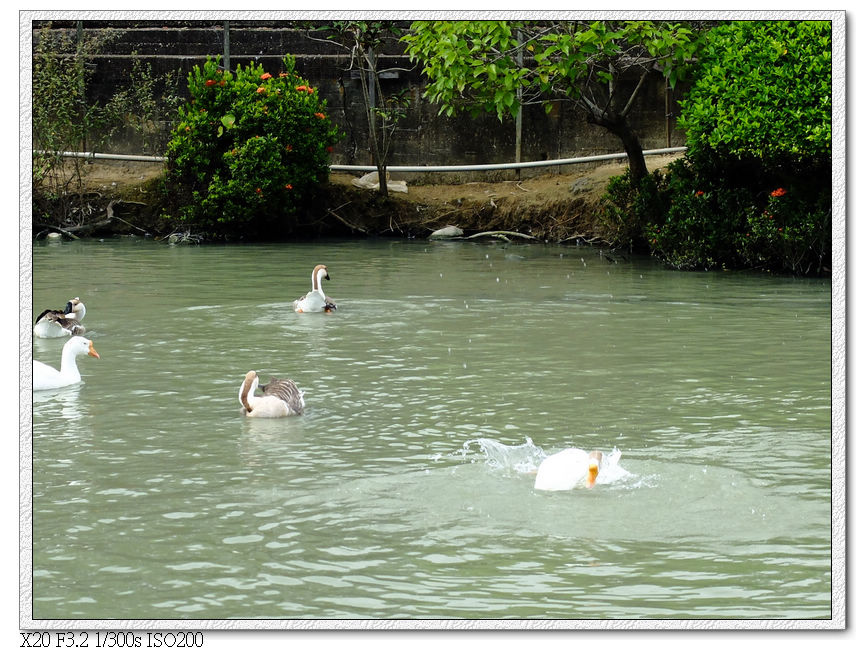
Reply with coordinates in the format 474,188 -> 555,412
34,154 -> 683,243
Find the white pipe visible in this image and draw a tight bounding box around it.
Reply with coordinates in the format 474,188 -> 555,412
37,147 -> 686,172
331,148 -> 686,173
38,151 -> 167,163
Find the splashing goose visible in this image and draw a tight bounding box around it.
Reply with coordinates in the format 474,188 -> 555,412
238,370 -> 305,418
34,297 -> 86,338
534,448 -> 604,491
33,336 -> 100,391
293,264 -> 337,313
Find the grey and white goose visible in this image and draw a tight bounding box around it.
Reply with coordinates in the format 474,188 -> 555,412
238,370 -> 305,418
34,297 -> 86,338
292,264 -> 337,313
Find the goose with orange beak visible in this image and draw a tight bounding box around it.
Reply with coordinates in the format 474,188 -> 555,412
33,336 -> 100,391
534,448 -> 603,491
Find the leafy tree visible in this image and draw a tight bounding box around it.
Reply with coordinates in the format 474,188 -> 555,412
309,21 -> 410,197
164,55 -> 341,237
640,20 -> 832,274
402,20 -> 702,182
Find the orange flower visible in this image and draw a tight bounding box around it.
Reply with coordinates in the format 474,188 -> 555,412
219,80 -> 226,86
205,79 -> 217,87
256,86 -> 266,94
279,72 -> 288,78
296,85 -> 308,92
260,72 -> 272,80
770,187 -> 787,197
314,112 -> 326,119
285,184 -> 293,190
255,187 -> 262,195
695,190 -> 705,196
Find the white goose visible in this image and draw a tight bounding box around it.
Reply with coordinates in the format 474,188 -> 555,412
293,264 -> 337,313
238,370 -> 305,418
34,297 -> 86,338
534,448 -> 604,491
33,336 -> 100,391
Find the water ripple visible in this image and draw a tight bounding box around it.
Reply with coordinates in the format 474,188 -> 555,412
30,239 -> 832,620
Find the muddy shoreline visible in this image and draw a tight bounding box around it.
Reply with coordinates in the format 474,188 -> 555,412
33,154 -> 683,244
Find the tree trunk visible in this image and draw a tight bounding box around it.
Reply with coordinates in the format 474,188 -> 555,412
617,125 -> 649,183
376,165 -> 389,197
354,44 -> 389,198
364,108 -> 389,198
587,111 -> 649,184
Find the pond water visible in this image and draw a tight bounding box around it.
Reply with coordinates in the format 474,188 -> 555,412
28,237 -> 833,622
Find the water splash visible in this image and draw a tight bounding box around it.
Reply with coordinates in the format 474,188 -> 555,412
462,438 -> 635,487
463,437 -> 547,474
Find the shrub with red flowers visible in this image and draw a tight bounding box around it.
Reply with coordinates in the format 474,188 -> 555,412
737,185 -> 831,274
633,158 -> 755,271
603,20 -> 831,275
165,55 -> 341,237
629,156 -> 830,274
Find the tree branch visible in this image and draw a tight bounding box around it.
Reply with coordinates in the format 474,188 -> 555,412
620,68 -> 650,117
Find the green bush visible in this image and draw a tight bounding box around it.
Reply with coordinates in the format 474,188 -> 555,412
608,20 -> 832,275
165,55 -> 341,237
598,169 -> 668,251
678,20 -> 831,166
643,159 -> 753,270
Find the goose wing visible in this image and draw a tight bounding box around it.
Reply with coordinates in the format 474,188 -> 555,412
55,315 -> 84,334
34,308 -> 85,336
34,308 -> 65,325
260,377 -> 305,412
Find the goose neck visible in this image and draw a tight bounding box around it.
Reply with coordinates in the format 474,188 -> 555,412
311,266 -> 328,295
59,347 -> 82,380
239,373 -> 259,412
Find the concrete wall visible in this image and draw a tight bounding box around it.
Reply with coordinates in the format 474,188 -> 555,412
32,20 -> 688,180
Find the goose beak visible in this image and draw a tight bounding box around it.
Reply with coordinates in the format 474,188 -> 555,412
88,341 -> 100,359
586,460 -> 599,488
